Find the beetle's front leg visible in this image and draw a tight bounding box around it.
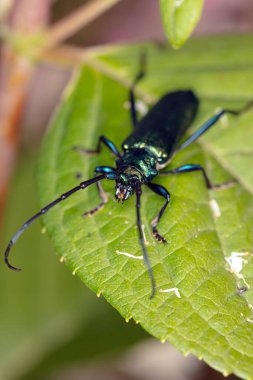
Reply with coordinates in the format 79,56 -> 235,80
147,183 -> 171,244
83,166 -> 116,217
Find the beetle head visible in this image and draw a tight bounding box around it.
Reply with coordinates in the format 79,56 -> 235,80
115,167 -> 143,201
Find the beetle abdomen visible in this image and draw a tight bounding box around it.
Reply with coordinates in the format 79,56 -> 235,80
122,90 -> 199,164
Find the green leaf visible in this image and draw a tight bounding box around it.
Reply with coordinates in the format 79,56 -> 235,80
159,0 -> 204,48
37,36 -> 253,379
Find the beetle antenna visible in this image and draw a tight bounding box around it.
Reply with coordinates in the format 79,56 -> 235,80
4,174 -> 107,271
136,185 -> 156,298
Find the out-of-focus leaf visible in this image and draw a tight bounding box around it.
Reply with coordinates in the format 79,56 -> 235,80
159,0 -> 204,48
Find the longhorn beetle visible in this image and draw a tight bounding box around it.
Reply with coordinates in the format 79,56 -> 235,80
4,55 -> 253,298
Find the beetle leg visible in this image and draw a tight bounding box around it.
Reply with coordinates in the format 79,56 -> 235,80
147,183 -> 171,244
73,135 -> 122,160
160,164 -> 236,190
83,166 -> 116,217
82,181 -> 107,217
129,52 -> 146,128
178,100 -> 253,152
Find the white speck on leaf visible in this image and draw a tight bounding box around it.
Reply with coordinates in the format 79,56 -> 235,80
159,287 -> 181,298
116,250 -> 143,260
210,199 -> 221,218
225,251 -> 251,288
142,224 -> 149,245
136,99 -> 148,116
60,255 -> 67,263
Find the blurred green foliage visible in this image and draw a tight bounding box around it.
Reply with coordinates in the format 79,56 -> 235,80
159,0 -> 204,48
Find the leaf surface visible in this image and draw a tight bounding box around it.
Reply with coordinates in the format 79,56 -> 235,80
37,37 -> 253,378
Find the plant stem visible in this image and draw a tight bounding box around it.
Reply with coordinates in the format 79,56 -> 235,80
0,0 -> 52,228
45,0 -> 122,49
